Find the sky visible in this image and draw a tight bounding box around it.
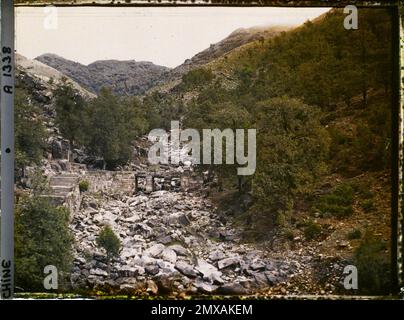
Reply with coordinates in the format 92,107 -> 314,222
16,7 -> 330,68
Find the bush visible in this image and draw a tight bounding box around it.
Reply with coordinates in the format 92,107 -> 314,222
315,183 -> 354,218
353,232 -> 390,295
15,195 -> 73,292
347,229 -> 362,240
360,199 -> 374,212
181,68 -> 214,90
79,180 -> 89,193
96,225 -> 121,273
303,220 -> 322,240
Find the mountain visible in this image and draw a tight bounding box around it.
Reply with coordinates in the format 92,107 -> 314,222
16,53 -> 96,99
149,25 -> 288,93
35,53 -> 171,96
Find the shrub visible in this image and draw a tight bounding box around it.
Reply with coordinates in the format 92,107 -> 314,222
353,232 -> 390,295
181,68 -> 214,90
15,195 -> 73,291
79,180 -> 89,193
360,199 -> 374,212
96,226 -> 121,273
347,229 -> 362,240
303,220 -> 322,240
315,183 -> 354,218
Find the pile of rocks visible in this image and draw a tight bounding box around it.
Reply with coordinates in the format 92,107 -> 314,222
70,190 -> 304,295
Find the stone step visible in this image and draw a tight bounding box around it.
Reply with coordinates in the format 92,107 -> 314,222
49,175 -> 79,186
51,185 -> 75,195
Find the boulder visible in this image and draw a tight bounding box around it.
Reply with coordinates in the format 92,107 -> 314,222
217,257 -> 240,270
161,248 -> 177,264
145,264 -> 160,276
168,244 -> 188,256
175,261 -> 199,278
144,243 -> 165,258
195,259 -> 223,284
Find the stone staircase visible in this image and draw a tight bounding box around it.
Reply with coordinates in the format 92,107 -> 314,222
47,173 -> 81,215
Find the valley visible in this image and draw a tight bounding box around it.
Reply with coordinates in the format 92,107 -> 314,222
12,8 -> 393,297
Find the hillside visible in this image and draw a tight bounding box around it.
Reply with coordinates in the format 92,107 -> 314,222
12,8 -> 394,297
142,8 -> 393,295
35,53 -> 170,96
148,26 -> 289,93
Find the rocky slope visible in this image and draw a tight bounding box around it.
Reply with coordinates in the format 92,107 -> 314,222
149,26 -> 288,93
35,53 -> 170,96
70,181 -> 342,296
16,53 -> 96,100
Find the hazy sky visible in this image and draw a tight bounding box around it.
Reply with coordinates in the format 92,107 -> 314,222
16,7 -> 330,68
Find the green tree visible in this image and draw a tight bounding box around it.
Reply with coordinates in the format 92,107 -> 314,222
15,175 -> 73,291
84,88 -> 141,169
15,88 -> 48,178
54,79 -> 87,160
249,97 -> 329,237
96,225 -> 121,273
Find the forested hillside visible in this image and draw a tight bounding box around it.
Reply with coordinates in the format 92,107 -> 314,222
145,8 -> 393,293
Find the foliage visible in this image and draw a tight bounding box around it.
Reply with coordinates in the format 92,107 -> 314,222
347,229 -> 362,240
54,79 -> 86,150
315,183 -> 354,218
303,220 -> 322,240
181,68 -> 214,90
79,180 -> 89,193
15,88 -> 48,176
96,225 -> 121,261
15,191 -> 73,292
353,231 -> 390,295
143,91 -> 185,130
249,97 -> 329,234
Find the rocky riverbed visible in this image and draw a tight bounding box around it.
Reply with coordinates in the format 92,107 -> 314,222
69,188 -> 325,296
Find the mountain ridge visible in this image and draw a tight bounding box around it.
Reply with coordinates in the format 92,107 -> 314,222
35,53 -> 171,96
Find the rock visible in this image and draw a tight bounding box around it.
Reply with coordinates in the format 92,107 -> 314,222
146,280 -> 159,295
145,264 -> 160,276
118,266 -> 143,277
168,244 -> 188,256
89,268 -> 108,277
265,271 -> 281,285
178,214 -> 191,226
144,243 -> 165,258
216,283 -> 247,295
208,250 -> 225,261
195,259 -> 223,283
157,235 -> 173,245
124,214 -> 141,223
217,257 -> 239,270
51,139 -> 63,159
175,261 -> 199,278
161,248 -> 177,264
250,261 -> 266,271
253,272 -> 269,287
194,278 -> 218,293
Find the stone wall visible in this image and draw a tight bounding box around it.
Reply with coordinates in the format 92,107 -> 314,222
84,171 -> 136,194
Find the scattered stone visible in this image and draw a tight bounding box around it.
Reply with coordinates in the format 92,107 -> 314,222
175,261 -> 199,278
144,243 -> 165,258
145,264 -> 160,276
217,257 -> 239,270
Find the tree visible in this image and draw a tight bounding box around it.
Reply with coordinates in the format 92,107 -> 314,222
54,79 -> 87,161
248,97 -> 330,237
15,88 -> 48,179
15,173 -> 73,291
84,88 -> 141,169
96,225 -> 121,274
